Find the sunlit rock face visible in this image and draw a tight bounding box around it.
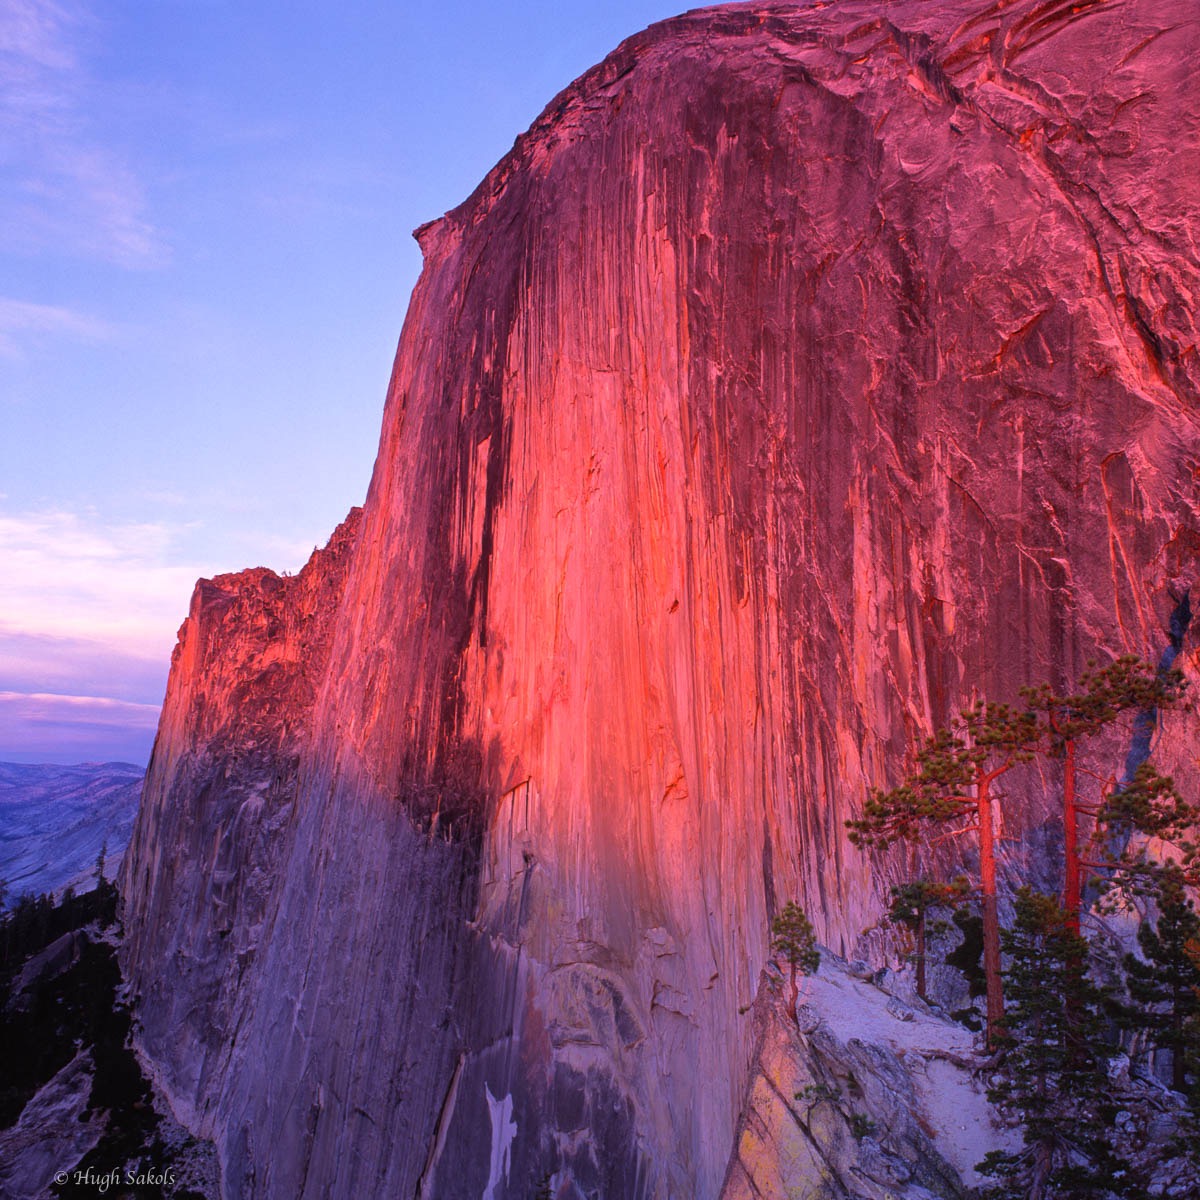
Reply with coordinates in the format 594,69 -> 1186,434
121,510 -> 362,1130
123,0 -> 1200,1196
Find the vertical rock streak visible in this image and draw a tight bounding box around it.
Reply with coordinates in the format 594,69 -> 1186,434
124,2 -> 1200,1196
1123,590 -> 1192,781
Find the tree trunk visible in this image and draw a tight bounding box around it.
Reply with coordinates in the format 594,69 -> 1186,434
916,913 -> 927,1002
1063,738 -> 1081,936
977,773 -> 1005,1046
1172,989 -> 1186,1093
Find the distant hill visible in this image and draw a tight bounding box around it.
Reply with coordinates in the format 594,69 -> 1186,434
0,763 -> 143,905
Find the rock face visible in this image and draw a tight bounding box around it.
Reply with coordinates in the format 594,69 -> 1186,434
724,957 -> 1016,1199
122,1 -> 1200,1197
0,1050 -> 105,1200
121,509 -> 362,1131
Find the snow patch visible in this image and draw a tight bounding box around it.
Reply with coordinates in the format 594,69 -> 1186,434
483,1084 -> 517,1200
802,958 -> 1013,1187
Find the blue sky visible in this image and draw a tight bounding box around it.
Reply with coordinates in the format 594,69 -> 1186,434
0,0 -> 699,764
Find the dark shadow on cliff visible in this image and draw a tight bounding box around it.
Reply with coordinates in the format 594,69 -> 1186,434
1,881 -> 215,1198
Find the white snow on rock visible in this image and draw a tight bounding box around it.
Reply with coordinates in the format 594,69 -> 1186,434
723,953 -> 1018,1199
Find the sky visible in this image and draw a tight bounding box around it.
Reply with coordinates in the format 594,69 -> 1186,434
0,0 -> 702,765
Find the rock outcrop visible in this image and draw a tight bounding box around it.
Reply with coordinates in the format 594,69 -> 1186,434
121,509 -> 362,1132
724,957 -> 1016,1199
0,1050 -> 105,1200
122,1 -> 1200,1197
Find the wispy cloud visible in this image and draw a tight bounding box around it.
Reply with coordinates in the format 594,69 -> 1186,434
0,295 -> 112,356
0,505 -> 212,760
0,0 -> 166,267
0,690 -> 159,764
0,691 -> 160,723
0,507 -> 208,662
0,0 -> 76,67
0,630 -> 167,705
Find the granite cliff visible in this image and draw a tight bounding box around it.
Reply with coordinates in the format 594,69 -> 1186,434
122,0 -> 1200,1196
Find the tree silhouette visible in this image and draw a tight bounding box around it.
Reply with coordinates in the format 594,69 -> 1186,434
771,901 -> 820,1018
979,890 -> 1131,1200
848,700 -> 1038,1046
1122,864 -> 1200,1100
1022,656 -> 1184,935
884,876 -> 970,1003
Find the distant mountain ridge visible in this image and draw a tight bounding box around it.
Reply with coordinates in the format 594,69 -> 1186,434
0,762 -> 143,904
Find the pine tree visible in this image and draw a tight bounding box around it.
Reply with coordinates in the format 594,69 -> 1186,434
979,890 -> 1131,1200
1096,764 -> 1199,881
848,700 -> 1038,1046
771,901 -> 820,1018
1122,864 -> 1200,1100
1022,657 -> 1184,935
885,877 -> 970,1003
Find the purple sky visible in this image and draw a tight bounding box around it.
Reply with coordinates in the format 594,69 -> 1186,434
1,0 -> 702,764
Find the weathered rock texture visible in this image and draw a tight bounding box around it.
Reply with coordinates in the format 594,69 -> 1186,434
724,957 -> 1016,1199
123,1 -> 1200,1197
0,1050 -> 104,1200
122,509 -> 362,1126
